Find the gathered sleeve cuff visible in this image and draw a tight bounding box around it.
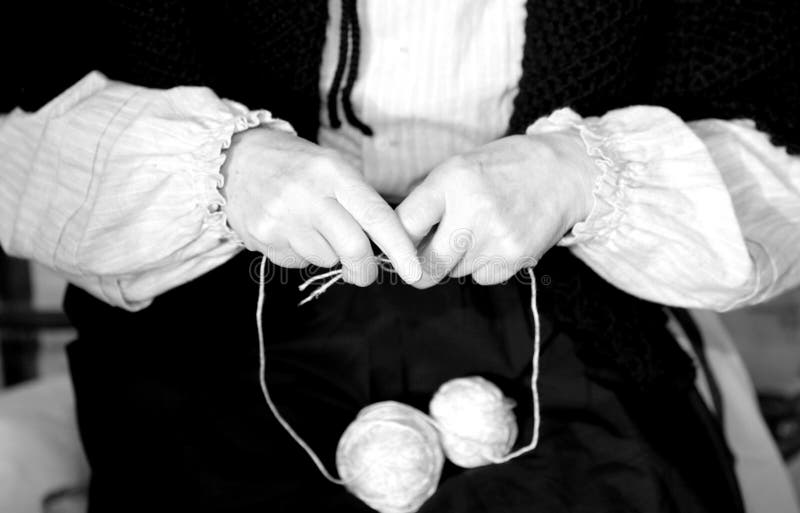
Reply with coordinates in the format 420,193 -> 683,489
0,71 -> 294,310
526,106 -> 775,311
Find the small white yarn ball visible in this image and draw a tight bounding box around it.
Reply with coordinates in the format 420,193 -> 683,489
336,401 -> 444,513
429,376 -> 518,468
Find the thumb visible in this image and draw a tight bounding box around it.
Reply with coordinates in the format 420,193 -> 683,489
396,183 -> 444,246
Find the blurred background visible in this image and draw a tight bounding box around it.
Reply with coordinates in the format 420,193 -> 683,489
0,252 -> 73,384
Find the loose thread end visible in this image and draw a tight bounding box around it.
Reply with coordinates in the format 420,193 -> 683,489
298,273 -> 344,305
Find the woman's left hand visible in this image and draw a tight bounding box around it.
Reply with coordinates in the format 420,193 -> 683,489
396,131 -> 598,287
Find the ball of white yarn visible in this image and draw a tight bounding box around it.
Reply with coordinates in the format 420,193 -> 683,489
336,401 -> 444,513
429,376 -> 518,468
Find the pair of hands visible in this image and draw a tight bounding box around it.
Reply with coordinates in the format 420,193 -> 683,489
221,127 -> 597,288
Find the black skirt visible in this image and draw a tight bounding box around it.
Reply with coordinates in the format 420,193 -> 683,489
64,251 -> 744,513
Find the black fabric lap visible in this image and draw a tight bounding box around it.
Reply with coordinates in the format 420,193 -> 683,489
66,252 -> 740,513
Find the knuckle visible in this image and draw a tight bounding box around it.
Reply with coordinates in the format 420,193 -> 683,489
305,152 -> 342,178
359,199 -> 392,227
482,216 -> 520,249
468,190 -> 499,218
498,236 -> 527,259
252,216 -> 282,243
279,180 -> 313,204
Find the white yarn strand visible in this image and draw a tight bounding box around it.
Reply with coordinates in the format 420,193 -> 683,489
427,266 -> 541,467
256,255 -> 344,485
298,274 -> 344,306
491,266 -> 540,462
297,269 -> 343,291
256,256 -> 542,488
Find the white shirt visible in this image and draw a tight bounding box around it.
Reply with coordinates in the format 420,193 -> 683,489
318,0 -> 527,200
1,3 -> 799,511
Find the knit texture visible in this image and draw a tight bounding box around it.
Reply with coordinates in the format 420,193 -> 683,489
507,0 -> 800,152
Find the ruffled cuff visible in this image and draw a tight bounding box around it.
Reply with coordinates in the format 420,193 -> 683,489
203,100 -> 295,245
525,105 -> 758,310
526,107 -> 630,246
2,71 -> 301,310
34,75 -> 301,309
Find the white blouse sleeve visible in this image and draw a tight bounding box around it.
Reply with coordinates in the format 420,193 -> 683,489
0,71 -> 292,311
526,106 -> 800,311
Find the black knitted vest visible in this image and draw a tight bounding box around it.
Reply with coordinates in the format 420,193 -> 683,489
11,0 -> 800,391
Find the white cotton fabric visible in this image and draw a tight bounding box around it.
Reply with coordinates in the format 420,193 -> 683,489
318,0 -> 528,200
0,72 -> 291,309
528,107 -> 792,312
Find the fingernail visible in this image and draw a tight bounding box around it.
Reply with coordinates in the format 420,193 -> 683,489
398,259 -> 422,284
408,261 -> 423,283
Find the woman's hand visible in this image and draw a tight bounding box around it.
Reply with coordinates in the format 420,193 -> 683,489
396,131 -> 597,287
222,127 -> 421,286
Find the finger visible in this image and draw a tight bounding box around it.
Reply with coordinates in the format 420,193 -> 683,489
315,198 -> 377,286
288,230 -> 339,268
335,182 -> 422,284
449,251 -> 497,279
471,251 -> 538,285
395,182 -> 445,246
262,245 -> 309,269
417,216 -> 474,287
472,261 -> 518,286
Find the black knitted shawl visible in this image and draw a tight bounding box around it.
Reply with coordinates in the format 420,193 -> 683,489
6,0 -> 799,391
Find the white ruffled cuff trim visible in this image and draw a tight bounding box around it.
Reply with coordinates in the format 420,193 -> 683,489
527,107 -> 639,246
200,101 -> 296,245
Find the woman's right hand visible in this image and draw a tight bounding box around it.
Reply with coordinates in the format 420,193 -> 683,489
221,127 -> 421,286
